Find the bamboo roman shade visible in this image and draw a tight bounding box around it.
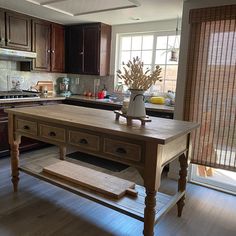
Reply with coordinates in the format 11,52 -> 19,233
184,5 -> 236,171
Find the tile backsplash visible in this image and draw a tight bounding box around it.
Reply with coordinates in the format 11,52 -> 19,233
0,60 -> 114,95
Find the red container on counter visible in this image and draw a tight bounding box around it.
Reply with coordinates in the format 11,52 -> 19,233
97,91 -> 105,99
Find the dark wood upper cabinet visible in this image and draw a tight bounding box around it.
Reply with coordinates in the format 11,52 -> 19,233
51,24 -> 65,72
32,19 -> 51,71
5,11 -> 31,51
65,25 -> 83,74
83,25 -> 100,74
66,23 -> 111,76
32,20 -> 65,72
0,9 -> 5,47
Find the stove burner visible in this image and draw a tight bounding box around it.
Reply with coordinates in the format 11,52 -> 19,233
0,91 -> 40,100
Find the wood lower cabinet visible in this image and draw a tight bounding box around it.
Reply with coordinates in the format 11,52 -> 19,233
66,23 -> 111,76
32,19 -> 65,72
0,115 -> 8,157
0,100 -> 62,158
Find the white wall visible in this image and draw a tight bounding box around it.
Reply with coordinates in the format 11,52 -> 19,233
169,0 -> 236,180
110,19 -> 178,75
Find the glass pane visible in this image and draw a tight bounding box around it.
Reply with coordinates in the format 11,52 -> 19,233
168,35 -> 180,49
121,37 -> 131,50
165,65 -> 178,80
152,81 -> 164,93
131,51 -> 141,60
167,51 -> 178,64
142,35 -> 154,50
155,50 -> 167,64
154,65 -> 165,82
143,64 -> 152,73
132,36 -> 142,50
141,51 -> 152,64
121,51 -> 131,64
164,80 -> 177,92
156,36 -> 168,49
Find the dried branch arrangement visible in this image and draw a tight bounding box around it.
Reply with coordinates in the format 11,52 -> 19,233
117,57 -> 162,90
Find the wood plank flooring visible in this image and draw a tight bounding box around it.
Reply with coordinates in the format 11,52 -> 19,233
0,147 -> 236,236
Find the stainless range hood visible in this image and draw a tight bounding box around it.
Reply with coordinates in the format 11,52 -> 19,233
0,48 -> 37,61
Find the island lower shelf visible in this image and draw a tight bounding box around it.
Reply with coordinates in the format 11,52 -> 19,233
19,156 -> 184,223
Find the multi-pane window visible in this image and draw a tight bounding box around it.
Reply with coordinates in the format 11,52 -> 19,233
117,33 -> 180,93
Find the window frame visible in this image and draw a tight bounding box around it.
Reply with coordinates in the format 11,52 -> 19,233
115,30 -> 180,93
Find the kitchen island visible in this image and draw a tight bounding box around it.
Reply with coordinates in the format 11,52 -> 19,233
6,104 -> 198,236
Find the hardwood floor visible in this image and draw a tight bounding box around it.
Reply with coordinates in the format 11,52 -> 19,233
0,147 -> 236,236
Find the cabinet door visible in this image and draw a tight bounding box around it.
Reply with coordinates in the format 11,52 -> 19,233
51,24 -> 65,72
32,20 -> 51,71
0,118 -> 9,157
83,25 -> 100,75
0,9 -> 5,47
65,25 -> 83,74
5,11 -> 31,51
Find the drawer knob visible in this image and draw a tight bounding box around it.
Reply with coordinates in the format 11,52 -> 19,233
23,125 -> 30,130
79,138 -> 88,144
116,147 -> 127,154
49,131 -> 56,137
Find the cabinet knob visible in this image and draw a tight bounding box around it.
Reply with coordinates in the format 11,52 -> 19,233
47,49 -> 51,53
116,147 -> 127,154
0,38 -> 4,42
49,131 -> 56,137
79,138 -> 88,144
7,39 -> 11,43
23,125 -> 30,130
80,52 -> 84,55
51,50 -> 55,53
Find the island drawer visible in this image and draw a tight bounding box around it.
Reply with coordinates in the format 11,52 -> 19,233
39,124 -> 66,142
103,138 -> 141,162
68,130 -> 100,151
16,118 -> 37,136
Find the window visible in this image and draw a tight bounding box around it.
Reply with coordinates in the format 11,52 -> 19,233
116,32 -> 180,93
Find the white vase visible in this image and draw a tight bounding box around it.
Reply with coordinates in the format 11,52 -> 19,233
127,89 -> 146,117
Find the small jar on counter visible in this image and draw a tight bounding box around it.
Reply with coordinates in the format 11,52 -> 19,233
42,86 -> 48,98
121,99 -> 129,114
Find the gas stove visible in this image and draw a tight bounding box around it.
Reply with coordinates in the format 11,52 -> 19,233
0,90 -> 40,100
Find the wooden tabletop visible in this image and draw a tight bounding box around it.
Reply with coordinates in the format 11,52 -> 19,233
6,104 -> 198,144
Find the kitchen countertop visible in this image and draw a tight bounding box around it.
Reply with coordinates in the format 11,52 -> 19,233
0,95 -> 174,114
67,95 -> 174,114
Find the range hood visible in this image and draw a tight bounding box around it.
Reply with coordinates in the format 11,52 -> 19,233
0,48 -> 37,61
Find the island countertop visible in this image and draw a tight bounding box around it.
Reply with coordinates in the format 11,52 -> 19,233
6,104 -> 195,144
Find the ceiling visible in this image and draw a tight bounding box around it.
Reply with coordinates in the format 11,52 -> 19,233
0,0 -> 184,25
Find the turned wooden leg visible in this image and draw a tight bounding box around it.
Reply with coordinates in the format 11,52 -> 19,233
59,146 -> 67,160
177,153 -> 188,217
11,142 -> 20,192
143,189 -> 156,236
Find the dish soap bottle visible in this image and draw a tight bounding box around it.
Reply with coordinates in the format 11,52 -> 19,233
102,84 -> 107,97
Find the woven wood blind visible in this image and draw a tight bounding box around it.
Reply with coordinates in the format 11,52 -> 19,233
185,5 -> 236,171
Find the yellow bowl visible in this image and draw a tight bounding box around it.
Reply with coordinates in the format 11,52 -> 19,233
150,97 -> 165,104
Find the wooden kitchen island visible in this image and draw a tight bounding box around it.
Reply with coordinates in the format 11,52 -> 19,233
6,104 -> 198,236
